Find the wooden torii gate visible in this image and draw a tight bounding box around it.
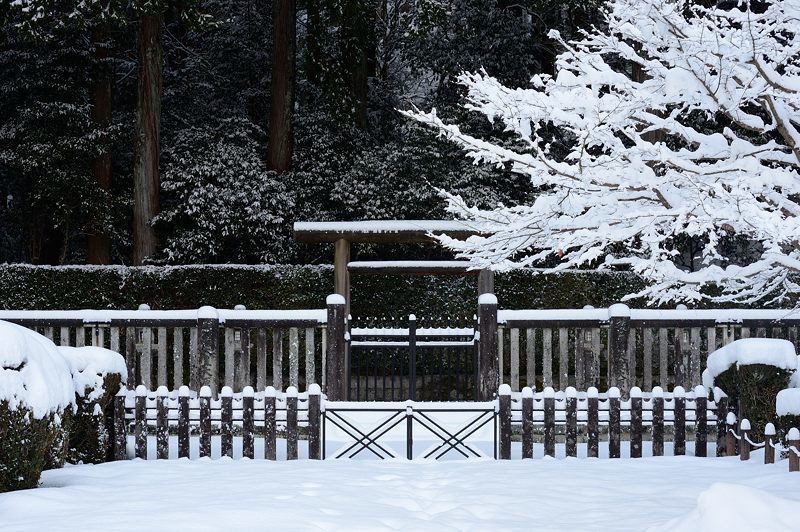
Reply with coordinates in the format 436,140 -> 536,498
293,220 -> 495,311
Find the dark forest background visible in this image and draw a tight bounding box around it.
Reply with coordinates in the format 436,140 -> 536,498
0,0 -> 602,267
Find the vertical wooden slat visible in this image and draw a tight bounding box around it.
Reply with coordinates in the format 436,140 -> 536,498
526,328 -> 535,390
764,424 -> 775,465
110,327 -> 120,354
224,328 -> 236,389
522,387 -> 533,459
113,391 -> 126,461
674,328 -> 686,389
135,386 -> 147,459
44,326 -> 55,342
286,386 -> 298,460
221,387 -> 233,458
308,384 -> 321,460
706,326 -> 716,363
630,387 -> 642,458
157,327 -> 167,387
695,387 -> 707,458
716,394 -> 728,456
559,328 -> 569,390
499,385 -> 511,459
544,388 -> 555,457
590,328 -> 600,387
497,327 -> 504,386
674,386 -> 686,456
239,328 -> 251,389
609,388 -> 620,459
587,388 -> 599,458
565,387 -> 577,457
95,326 -> 105,348
643,328 -> 653,391
272,329 -> 284,391
173,328 -> 184,389
156,387 -> 169,460
189,327 -> 199,390
321,330 -> 327,391
741,326 -> 750,339
689,328 -> 701,386
658,328 -> 668,388
76,326 -> 86,347
510,328 -> 520,392
125,327 -> 136,388
141,327 -> 152,389
305,327 -> 316,386
575,329 -> 585,390
257,328 -> 267,390
60,326 -> 70,347
652,387 -> 664,457
199,386 -> 211,458
542,328 -> 553,389
723,325 -> 735,345
178,386 -> 190,459
265,386 -> 277,460
289,327 -> 299,389
627,330 -> 636,388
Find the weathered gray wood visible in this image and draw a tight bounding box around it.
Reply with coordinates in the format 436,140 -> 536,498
609,389 -> 620,459
695,392 -> 707,458
627,331 -> 637,389
257,328 -> 267,390
198,309 -> 219,396
674,329 -> 686,389
334,238 -> 350,309
178,388 -> 189,459
173,328 -> 184,389
716,395 -> 728,456
113,392 -> 126,461
289,327 -> 299,388
588,390 -> 599,458
558,328 -> 568,390
689,328 -> 701,386
135,389 -> 147,459
45,326 -> 55,342
706,327 -> 717,355
740,422 -> 751,461
609,310 -> 631,391
498,327 -> 504,386
60,326 -> 70,346
674,388 -> 686,456
305,327 -> 315,386
510,328 -> 520,391
272,328 -> 284,391
308,384 -> 321,460
789,434 -> 800,472
590,328 -> 601,388
265,388 -> 277,460
478,298 -> 499,401
326,298 -> 346,400
741,326 -> 750,339
566,389 -> 577,457
239,327 -> 251,389
526,328 -> 535,390
765,424 -> 775,464
499,386 -> 511,459
544,389 -> 555,457
221,388 -> 233,458
140,327 -> 152,389
723,325 -> 734,345
726,414 -> 737,457
199,388 -> 211,458
156,388 -> 168,459
522,389 -> 533,459
652,389 -> 664,457
630,389 -> 642,458
157,327 -> 167,387
658,328 -> 668,387
643,328 -> 653,391
110,327 -> 120,354
125,327 -> 136,388
575,329 -> 585,390
287,388 -> 298,460
189,327 -> 199,389
76,326 -> 86,347
542,328 -> 553,389
243,387 -> 255,459
224,328 -> 235,389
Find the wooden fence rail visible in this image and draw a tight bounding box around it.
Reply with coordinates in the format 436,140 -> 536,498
723,415 -> 800,473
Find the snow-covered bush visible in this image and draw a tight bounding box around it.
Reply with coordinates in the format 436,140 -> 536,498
58,346 -> 127,464
0,320 -> 75,492
776,388 -> 800,454
703,339 -> 797,439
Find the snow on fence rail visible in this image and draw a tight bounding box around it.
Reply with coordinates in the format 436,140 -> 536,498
0,306 -> 328,394
723,415 -> 800,473
494,305 -> 800,394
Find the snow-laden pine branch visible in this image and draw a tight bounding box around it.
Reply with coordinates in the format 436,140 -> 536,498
402,0 -> 800,305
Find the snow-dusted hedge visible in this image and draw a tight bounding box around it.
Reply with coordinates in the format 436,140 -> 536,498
0,320 -> 75,492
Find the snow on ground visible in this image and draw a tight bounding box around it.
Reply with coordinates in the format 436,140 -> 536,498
1,454 -> 799,531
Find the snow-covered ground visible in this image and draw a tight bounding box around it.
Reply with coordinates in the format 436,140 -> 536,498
1,454 -> 799,531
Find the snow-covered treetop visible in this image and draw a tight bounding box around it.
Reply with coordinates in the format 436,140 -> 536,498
403,0 -> 800,305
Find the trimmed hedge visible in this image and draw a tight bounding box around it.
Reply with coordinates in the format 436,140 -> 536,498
66,373 -> 122,464
0,264 -> 647,317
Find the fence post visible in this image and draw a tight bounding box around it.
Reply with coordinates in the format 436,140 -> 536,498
406,403 -> 413,460
566,387 -> 577,458
178,386 -> 190,459
739,419 -> 751,461
287,386 -> 298,460
716,388 -> 728,456
652,386 -> 664,457
265,386 -> 276,460
588,387 -> 599,458
726,412 -> 737,457
630,387 -> 642,458
409,314 -> 417,400
325,294 -> 346,401
199,386 -> 212,458
499,384 -> 511,460
608,304 -> 631,393
608,387 -> 621,459
156,386 -> 169,460
788,428 -> 799,472
522,387 -> 533,459
544,387 -> 555,457
197,306 -> 219,396
308,384 -> 321,460
674,386 -> 686,456
135,385 -> 147,459
113,389 -> 126,461
694,385 -> 707,458
243,386 -> 255,459
221,386 -> 233,458
765,423 -> 776,465
478,295 -> 499,401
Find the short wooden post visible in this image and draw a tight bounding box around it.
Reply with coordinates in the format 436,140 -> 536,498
325,295 -> 346,401
406,405 -> 413,460
499,384 -> 511,459
265,386 -> 277,460
197,307 -> 219,396
287,386 -> 298,460
716,389 -> 728,457
242,386 -> 255,459
544,387 -> 555,457
199,386 -> 212,458
113,389 -> 127,460
764,423 -> 776,465
478,295 -> 499,401
221,386 -> 233,458
308,384 -> 322,460
156,386 -> 169,460
135,385 -> 147,459
630,387 -> 642,458
726,412 -> 737,457
608,304 -> 631,392
178,386 -> 190,459
522,387 -> 533,459
588,387 -> 599,458
565,387 -> 577,458
674,386 -> 686,456
652,386 -> 664,457
739,419 -> 751,461
788,428 -> 800,472
608,387 -> 621,459
694,385 -> 707,458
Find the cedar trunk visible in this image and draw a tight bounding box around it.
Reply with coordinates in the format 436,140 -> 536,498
87,22 -> 113,264
132,13 -> 163,264
267,0 -> 295,173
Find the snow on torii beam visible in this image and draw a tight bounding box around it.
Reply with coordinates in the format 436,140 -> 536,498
293,220 -> 493,308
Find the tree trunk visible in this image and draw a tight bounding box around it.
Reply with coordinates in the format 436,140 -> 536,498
341,0 -> 372,129
132,13 -> 163,265
267,0 -> 295,173
305,0 -> 322,86
87,22 -> 112,264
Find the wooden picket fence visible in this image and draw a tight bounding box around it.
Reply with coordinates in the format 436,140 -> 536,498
724,414 -> 800,473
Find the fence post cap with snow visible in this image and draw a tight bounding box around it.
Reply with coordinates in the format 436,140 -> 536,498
478,293 -> 498,305
137,303 -> 151,311
197,306 -> 218,319
608,303 -> 630,318
326,293 -> 346,306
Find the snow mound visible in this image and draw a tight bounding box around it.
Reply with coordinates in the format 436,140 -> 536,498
654,483 -> 800,532
776,388 -> 800,417
702,339 -> 797,389
57,346 -> 128,401
0,320 -> 75,418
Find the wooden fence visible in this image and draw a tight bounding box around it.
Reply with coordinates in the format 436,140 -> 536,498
724,415 -> 800,473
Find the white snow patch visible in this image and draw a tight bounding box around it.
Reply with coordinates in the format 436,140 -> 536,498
776,388 -> 800,416
57,346 -> 127,401
702,339 -> 797,389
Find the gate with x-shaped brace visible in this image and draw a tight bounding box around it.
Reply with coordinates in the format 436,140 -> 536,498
322,402 -> 497,460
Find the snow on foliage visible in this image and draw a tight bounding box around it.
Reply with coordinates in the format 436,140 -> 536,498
0,320 -> 75,418
404,0 -> 800,305
701,338 -> 797,390
57,346 -> 127,401
776,388 -> 800,416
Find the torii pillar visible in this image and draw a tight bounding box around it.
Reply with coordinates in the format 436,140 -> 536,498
334,238 -> 351,313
